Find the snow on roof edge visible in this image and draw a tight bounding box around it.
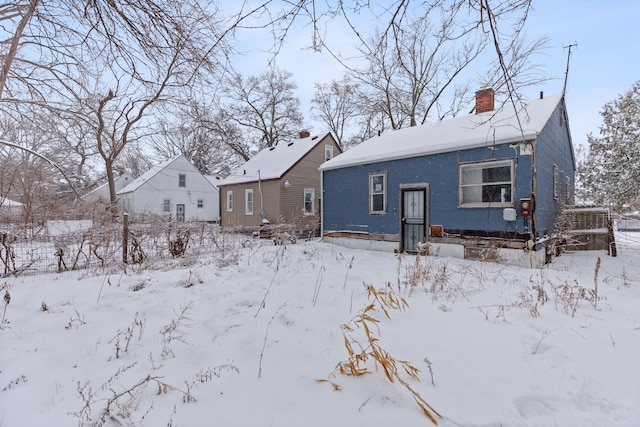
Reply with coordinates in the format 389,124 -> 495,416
117,156 -> 182,195
219,131 -> 333,186
320,129 -> 540,171
320,94 -> 562,171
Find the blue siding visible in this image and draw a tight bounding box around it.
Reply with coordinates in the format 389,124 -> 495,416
323,143 -> 535,237
533,102 -> 575,237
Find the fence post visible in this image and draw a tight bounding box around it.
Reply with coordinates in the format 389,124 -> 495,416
123,213 -> 129,264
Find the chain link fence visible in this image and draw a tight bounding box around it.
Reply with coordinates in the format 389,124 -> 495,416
1,218 -> 247,277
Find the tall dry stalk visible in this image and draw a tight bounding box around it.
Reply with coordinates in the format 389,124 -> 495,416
593,257 -> 601,310
327,284 -> 442,424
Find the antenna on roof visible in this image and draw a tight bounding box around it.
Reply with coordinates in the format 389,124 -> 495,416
562,43 -> 577,97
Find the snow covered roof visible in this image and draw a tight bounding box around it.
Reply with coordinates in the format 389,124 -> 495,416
320,94 -> 564,171
85,173 -> 132,197
204,175 -> 221,191
219,132 -> 334,186
117,155 -> 185,195
0,197 -> 23,207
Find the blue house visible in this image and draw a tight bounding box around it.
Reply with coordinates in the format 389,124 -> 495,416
320,89 -> 575,265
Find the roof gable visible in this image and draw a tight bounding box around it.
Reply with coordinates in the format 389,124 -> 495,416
219,132 -> 336,186
117,155 -> 201,194
320,94 -> 564,171
85,173 -> 133,197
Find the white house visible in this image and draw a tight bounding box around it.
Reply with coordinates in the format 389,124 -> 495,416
83,173 -> 133,204
117,155 -> 220,222
0,197 -> 23,219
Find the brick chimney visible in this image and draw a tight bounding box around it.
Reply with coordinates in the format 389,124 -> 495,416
475,88 -> 495,114
299,129 -> 310,139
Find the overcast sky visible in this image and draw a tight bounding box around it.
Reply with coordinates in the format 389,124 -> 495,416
222,1 -> 640,150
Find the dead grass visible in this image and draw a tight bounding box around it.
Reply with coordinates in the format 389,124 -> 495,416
321,283 -> 443,424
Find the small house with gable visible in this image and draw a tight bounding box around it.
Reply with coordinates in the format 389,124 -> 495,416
320,89 -> 575,266
117,155 -> 219,222
218,131 -> 341,235
0,197 -> 23,220
83,173 -> 133,207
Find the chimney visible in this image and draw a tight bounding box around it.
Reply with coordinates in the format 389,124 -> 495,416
475,88 -> 495,114
299,129 -> 310,139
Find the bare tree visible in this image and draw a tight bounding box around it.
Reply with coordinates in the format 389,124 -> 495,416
1,0 -> 547,218
222,67 -> 304,151
150,100 -> 244,177
474,0 -> 550,110
91,58 -> 178,215
351,92 -> 389,146
1,0 -> 236,216
261,1 -> 545,129
206,109 -> 255,165
0,113 -> 63,223
354,4 -> 487,129
0,0 -> 40,100
311,75 -> 361,149
116,144 -> 154,180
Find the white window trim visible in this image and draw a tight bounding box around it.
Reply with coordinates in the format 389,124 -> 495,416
324,145 -> 334,162
303,188 -> 315,215
178,174 -> 186,187
197,199 -> 204,208
162,199 -> 171,213
369,172 -> 387,214
226,191 -> 233,212
245,189 -> 253,215
458,159 -> 514,208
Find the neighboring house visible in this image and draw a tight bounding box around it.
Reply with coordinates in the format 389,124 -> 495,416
218,131 -> 341,234
0,197 -> 23,219
117,155 -> 220,222
320,89 -> 575,266
83,173 -> 133,205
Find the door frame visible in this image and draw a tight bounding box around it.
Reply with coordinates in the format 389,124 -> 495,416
176,203 -> 185,222
398,183 -> 429,253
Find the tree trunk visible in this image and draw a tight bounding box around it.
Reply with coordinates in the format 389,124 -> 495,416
105,159 -> 118,218
0,0 -> 40,99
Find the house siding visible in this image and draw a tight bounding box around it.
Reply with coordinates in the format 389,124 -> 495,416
119,156 -> 219,222
219,133 -> 341,233
280,140 -> 334,230
533,102 -> 575,237
322,143 -> 535,238
220,180 -> 281,227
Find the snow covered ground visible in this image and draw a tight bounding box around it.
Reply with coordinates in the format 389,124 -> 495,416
2,231 -> 639,427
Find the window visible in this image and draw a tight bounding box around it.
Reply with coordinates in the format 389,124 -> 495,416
553,164 -> 559,200
162,199 -> 171,213
245,189 -> 253,215
325,145 -> 334,162
197,199 -> 204,208
459,160 -> 514,207
565,176 -> 572,202
304,188 -> 315,215
369,172 -> 386,213
178,174 -> 186,187
226,191 -> 233,212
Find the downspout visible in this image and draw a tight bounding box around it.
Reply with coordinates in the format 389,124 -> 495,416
258,170 -> 266,223
530,140 -> 537,241
320,168 -> 324,239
